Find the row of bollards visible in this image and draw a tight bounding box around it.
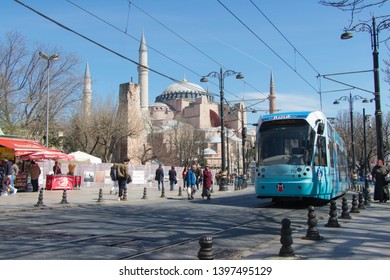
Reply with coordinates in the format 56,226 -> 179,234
34,189 -> 70,207
198,193 -> 367,259
33,186 -> 188,207
278,193 -> 369,258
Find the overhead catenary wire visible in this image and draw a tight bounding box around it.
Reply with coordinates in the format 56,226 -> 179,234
14,0 -> 217,97
249,0 -> 321,76
217,0 -> 320,94
15,0 -> 268,108
64,0 -> 249,99
126,0 -> 264,99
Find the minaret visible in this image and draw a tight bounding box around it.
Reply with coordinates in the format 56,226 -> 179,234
138,31 -> 149,113
269,71 -> 276,114
83,62 -> 92,117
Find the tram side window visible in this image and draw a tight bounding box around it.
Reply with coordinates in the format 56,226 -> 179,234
336,144 -> 347,182
327,124 -> 335,168
314,136 -> 327,166
329,140 -> 335,168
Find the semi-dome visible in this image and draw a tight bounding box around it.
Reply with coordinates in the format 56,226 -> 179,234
155,77 -> 214,103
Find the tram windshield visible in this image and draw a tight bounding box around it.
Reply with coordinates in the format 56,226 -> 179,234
258,119 -> 315,166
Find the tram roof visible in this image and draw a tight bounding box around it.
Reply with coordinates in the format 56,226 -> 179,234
258,111 -> 329,127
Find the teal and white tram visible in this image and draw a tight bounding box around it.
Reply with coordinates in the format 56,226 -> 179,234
254,111 -> 349,204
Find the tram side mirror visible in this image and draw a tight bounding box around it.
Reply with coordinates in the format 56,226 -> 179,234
317,123 -> 325,135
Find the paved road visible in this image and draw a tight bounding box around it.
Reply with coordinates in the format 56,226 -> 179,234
0,184 -> 389,260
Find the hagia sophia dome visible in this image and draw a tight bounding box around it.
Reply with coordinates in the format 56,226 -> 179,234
155,77 -> 214,103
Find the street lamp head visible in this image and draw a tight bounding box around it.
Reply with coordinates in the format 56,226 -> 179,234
333,100 -> 340,105
50,54 -> 59,61
235,72 -> 244,80
341,32 -> 353,40
200,76 -> 208,83
39,51 -> 49,60
39,51 -> 59,61
362,98 -> 374,103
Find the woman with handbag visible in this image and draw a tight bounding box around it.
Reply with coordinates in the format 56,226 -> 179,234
371,159 -> 388,203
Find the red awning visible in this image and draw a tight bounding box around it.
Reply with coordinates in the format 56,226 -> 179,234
19,150 -> 75,161
0,137 -> 49,156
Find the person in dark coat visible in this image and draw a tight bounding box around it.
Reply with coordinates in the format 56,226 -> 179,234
371,159 -> 388,202
168,166 -> 177,191
202,165 -> 213,200
155,164 -> 165,191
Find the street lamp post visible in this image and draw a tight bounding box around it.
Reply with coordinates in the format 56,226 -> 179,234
341,16 -> 390,162
333,93 -> 370,173
201,67 -> 244,191
39,51 -> 59,147
363,108 -> 372,205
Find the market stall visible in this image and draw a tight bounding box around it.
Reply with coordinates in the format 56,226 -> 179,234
20,150 -> 77,191
0,136 -> 51,191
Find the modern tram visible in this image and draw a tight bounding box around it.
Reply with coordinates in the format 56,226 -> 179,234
254,111 -> 349,204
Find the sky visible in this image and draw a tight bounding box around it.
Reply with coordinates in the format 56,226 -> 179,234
1,0 -> 389,126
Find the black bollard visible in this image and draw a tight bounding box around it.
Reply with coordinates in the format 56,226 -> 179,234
160,187 -> 165,198
198,235 -> 214,260
358,192 -> 366,209
279,218 -> 295,257
97,188 -> 103,202
60,190 -> 69,205
141,187 -> 148,199
349,194 -> 360,213
302,205 -> 323,240
325,200 -> 341,227
339,197 -> 352,219
364,186 -> 371,206
178,186 -> 182,197
34,189 -> 46,207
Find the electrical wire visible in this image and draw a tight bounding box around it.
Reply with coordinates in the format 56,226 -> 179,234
217,0 -> 320,94
126,0 -> 264,99
249,0 -> 321,75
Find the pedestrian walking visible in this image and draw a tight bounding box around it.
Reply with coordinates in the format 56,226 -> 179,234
182,166 -> 188,190
110,163 -> 119,195
29,161 -> 41,192
11,160 -> 19,190
186,164 -> 197,200
202,165 -> 213,200
371,159 -> 389,203
116,158 -> 130,201
2,158 -> 17,195
168,166 -> 177,191
155,164 -> 165,191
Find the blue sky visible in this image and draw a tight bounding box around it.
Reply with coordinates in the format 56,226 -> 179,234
1,0 -> 389,125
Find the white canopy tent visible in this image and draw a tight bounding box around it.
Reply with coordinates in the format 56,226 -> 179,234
67,151 -> 102,164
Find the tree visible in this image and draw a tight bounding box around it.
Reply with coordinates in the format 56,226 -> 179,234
62,96 -> 144,163
143,120 -> 208,167
0,31 -> 82,144
333,109 -> 378,174
319,1 -> 389,25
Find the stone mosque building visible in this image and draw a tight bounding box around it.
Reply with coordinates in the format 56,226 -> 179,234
82,32 -> 276,168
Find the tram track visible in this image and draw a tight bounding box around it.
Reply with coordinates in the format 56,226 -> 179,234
0,192 -> 336,260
